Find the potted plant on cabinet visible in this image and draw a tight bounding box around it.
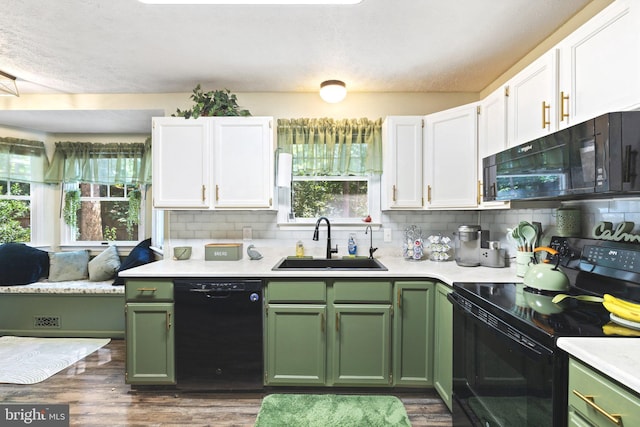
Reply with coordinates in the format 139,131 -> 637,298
173,85 -> 251,118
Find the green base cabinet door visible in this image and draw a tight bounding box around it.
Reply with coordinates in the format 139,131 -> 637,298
393,281 -> 434,387
125,302 -> 175,385
265,304 -> 326,385
433,283 -> 453,411
331,304 -> 392,386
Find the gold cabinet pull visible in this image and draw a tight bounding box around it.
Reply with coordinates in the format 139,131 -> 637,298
320,312 -> 325,333
542,101 -> 551,129
477,180 -> 482,205
202,185 -> 206,202
136,287 -> 157,292
215,184 -> 220,201
166,312 -> 172,331
560,91 -> 570,122
427,185 -> 432,203
335,312 -> 340,332
397,289 -> 402,309
572,390 -> 622,426
392,185 -> 397,202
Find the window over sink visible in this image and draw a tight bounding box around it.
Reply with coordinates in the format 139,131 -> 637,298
277,118 -> 382,225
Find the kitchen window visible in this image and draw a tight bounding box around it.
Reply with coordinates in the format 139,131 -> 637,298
45,140 -> 151,245
0,137 -> 48,244
277,118 -> 382,224
62,182 -> 143,244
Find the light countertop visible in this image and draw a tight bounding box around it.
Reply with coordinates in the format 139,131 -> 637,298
119,243 -> 521,285
558,337 -> 640,394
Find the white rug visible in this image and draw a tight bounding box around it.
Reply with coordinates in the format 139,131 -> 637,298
0,336 -> 110,384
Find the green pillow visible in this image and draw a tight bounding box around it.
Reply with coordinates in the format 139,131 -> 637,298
48,250 -> 90,282
88,245 -> 121,281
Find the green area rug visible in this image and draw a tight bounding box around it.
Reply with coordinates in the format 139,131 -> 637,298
255,394 -> 412,427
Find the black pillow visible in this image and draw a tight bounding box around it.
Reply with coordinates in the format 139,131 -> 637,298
112,238 -> 154,286
0,243 -> 50,286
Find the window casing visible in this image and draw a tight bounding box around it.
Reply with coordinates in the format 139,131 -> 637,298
62,182 -> 144,245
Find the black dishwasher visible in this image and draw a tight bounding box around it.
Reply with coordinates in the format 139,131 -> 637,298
173,279 -> 263,391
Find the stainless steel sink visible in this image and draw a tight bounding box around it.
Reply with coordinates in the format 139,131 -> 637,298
272,257 -> 388,271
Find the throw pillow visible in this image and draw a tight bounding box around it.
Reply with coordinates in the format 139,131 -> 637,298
48,250 -> 90,282
0,243 -> 50,286
88,245 -> 121,281
112,238 -> 155,286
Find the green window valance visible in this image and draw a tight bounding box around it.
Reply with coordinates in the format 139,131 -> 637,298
0,137 -> 49,183
45,138 -> 152,185
277,118 -> 383,176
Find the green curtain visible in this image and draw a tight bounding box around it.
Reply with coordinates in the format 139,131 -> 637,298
44,138 -> 152,185
277,118 -> 382,176
0,137 -> 49,183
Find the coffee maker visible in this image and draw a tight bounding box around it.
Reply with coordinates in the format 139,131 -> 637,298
455,225 -> 488,267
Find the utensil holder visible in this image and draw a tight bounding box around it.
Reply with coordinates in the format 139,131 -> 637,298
516,251 -> 534,277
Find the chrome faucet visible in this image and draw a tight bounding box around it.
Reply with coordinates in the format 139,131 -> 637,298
365,225 -> 378,259
313,216 -> 338,259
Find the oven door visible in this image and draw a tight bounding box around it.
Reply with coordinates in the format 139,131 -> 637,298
450,292 -> 565,427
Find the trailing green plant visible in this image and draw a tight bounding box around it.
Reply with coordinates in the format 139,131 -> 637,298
63,190 -> 81,234
173,85 -> 251,118
127,188 -> 142,238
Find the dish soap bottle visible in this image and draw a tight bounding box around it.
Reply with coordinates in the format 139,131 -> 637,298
296,240 -> 305,257
348,233 -> 357,256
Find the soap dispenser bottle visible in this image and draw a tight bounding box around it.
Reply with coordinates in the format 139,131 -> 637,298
348,233 -> 357,256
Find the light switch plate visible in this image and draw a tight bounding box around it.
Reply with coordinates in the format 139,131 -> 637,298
243,226 -> 252,240
383,228 -> 392,242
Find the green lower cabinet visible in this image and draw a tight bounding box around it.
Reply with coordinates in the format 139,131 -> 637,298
265,304 -> 326,385
433,283 -> 453,411
125,302 -> 175,385
331,304 -> 392,386
393,281 -> 435,387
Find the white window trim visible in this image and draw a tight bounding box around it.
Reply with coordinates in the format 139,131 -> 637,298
277,174 -> 381,228
60,182 -> 146,247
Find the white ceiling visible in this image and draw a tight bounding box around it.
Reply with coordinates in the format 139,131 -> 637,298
0,0 -> 595,132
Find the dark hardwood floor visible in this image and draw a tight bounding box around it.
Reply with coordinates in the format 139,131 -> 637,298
1,339 -> 452,426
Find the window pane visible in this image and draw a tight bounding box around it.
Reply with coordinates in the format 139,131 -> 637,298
0,181 -> 7,196
77,200 -> 138,241
293,180 -> 368,219
110,184 -> 125,198
0,187 -> 30,243
11,182 -> 30,195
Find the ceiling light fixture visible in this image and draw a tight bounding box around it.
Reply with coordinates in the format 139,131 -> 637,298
139,0 -> 362,4
319,80 -> 346,103
0,70 -> 19,97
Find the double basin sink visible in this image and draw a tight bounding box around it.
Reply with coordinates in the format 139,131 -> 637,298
272,257 -> 387,271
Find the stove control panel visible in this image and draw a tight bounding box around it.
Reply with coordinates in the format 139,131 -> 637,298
581,244 -> 640,274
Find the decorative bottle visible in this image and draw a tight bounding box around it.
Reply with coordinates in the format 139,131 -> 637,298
348,234 -> 357,255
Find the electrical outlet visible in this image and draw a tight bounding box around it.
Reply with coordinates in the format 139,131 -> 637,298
383,228 -> 392,242
243,226 -> 252,240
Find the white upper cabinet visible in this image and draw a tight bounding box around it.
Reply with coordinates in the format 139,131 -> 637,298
424,102 -> 479,209
152,117 -> 211,209
478,87 -> 510,209
506,49 -> 559,146
152,116 -> 274,210
382,116 -> 424,209
558,0 -> 640,128
213,117 -> 274,208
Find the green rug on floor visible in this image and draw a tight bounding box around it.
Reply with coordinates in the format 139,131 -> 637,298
254,394 -> 412,427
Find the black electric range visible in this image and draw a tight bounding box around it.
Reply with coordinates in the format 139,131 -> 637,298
449,236 -> 640,427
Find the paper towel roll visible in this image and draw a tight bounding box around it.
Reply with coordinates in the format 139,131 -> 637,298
277,152 -> 293,188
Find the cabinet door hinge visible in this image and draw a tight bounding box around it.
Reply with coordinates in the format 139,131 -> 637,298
390,306 -> 394,317
269,120 -> 273,129
264,371 -> 268,383
389,373 -> 393,385
125,372 -> 128,382
421,118 -> 425,128
265,304 -> 268,316
476,105 -> 481,115
505,86 -> 510,97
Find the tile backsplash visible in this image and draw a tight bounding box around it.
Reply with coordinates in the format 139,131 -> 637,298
168,197 -> 640,258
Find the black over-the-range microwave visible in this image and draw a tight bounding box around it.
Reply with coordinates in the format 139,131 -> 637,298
483,111 -> 640,202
